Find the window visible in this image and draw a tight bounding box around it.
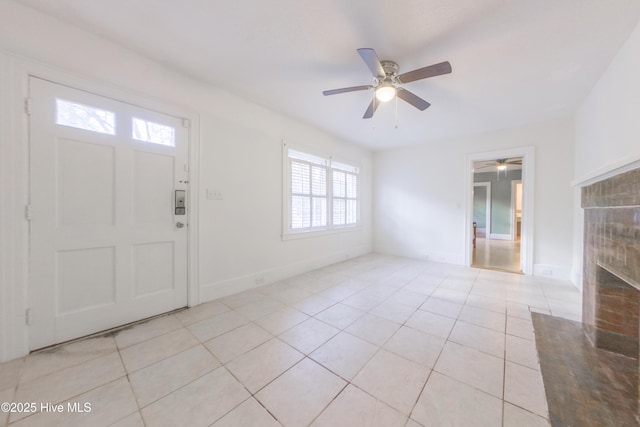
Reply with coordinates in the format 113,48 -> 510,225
285,147 -> 359,235
132,117 -> 176,146
55,98 -> 116,135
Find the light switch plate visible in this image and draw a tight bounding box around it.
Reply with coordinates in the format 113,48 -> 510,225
207,189 -> 223,200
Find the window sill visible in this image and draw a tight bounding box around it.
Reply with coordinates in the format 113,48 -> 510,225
282,225 -> 361,241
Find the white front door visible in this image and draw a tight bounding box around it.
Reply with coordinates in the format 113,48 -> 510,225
28,77 -> 189,350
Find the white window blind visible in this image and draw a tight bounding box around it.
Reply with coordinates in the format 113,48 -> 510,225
290,159 -> 327,230
286,147 -> 359,235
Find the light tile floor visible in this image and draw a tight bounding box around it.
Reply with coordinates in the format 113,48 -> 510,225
473,237 -> 522,273
0,254 -> 582,426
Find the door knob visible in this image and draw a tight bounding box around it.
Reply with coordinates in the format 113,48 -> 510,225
176,222 -> 185,228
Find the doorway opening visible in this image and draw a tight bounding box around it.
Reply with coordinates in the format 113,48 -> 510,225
465,148 -> 534,274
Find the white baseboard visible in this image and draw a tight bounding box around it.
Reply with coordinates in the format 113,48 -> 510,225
489,233 -> 512,241
199,245 -> 371,303
533,264 -> 572,281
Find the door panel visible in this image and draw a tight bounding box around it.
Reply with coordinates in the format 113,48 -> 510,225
29,77 -> 189,349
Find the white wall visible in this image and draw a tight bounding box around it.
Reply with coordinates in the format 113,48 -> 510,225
0,1 -> 372,361
373,118 -> 574,278
572,19 -> 640,288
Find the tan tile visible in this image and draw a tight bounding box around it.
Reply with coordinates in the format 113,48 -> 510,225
114,315 -> 183,349
236,299 -> 286,321
0,358 -> 23,391
507,315 -> 536,340
430,288 -> 468,304
412,371 -> 502,427
204,323 -> 273,363
352,349 -> 429,415
129,345 -> 219,407
120,328 -> 198,373
434,342 -> 503,398
420,297 -> 463,319
21,336 -> 116,383
212,397 -> 280,427
256,358 -> 346,426
458,305 -> 506,332
279,318 -> 339,354
174,301 -> 230,325
369,300 -> 416,324
187,310 -> 248,342
254,306 -> 308,335
503,402 -> 550,427
387,289 -> 428,309
313,384 -> 407,427
11,353 -> 125,422
313,303 -> 364,329
110,411 -> 145,427
293,295 -> 337,316
220,290 -> 264,309
225,338 -> 303,393
9,377 -> 137,427
346,313 -> 401,346
384,326 -> 446,368
1,387 -> 14,427
141,367 -> 249,426
465,294 -> 507,314
342,292 -> 386,311
449,321 -> 505,358
504,361 -> 549,418
506,334 -> 540,369
318,285 -> 358,302
310,332 -> 378,380
405,310 -> 455,339
272,287 -> 313,305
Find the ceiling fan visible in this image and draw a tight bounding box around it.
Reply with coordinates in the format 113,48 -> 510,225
476,158 -> 523,171
322,48 -> 452,119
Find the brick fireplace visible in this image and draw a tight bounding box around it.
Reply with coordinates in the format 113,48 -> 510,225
582,167 -> 640,358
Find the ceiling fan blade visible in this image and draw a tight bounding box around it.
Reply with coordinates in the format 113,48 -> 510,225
323,85 -> 373,96
397,89 -> 431,111
398,61 -> 452,84
363,99 -> 379,119
357,48 -> 385,78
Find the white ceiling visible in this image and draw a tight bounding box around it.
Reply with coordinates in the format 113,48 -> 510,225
17,0 -> 640,150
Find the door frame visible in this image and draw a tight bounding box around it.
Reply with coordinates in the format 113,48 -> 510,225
472,181 -> 491,237
511,180 -> 523,240
465,147 -> 534,274
0,56 -> 200,360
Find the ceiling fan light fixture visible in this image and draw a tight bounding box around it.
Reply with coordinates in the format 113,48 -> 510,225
497,164 -> 507,171
375,84 -> 397,103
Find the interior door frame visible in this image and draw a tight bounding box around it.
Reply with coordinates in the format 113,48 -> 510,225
511,180 -> 523,240
23,65 -> 200,344
465,147 -> 534,274
473,181 -> 491,237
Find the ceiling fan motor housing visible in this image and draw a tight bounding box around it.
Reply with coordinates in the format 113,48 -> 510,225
378,60 -> 399,85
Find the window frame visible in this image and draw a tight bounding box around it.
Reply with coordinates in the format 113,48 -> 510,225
282,142 -> 360,240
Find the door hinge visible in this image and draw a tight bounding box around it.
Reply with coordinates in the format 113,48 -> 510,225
25,204 -> 33,221
25,308 -> 32,326
24,98 -> 32,116
182,118 -> 190,128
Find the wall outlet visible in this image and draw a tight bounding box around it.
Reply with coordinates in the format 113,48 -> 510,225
255,277 -> 265,286
206,189 -> 223,200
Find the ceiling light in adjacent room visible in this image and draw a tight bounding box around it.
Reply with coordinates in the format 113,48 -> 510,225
497,163 -> 507,171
